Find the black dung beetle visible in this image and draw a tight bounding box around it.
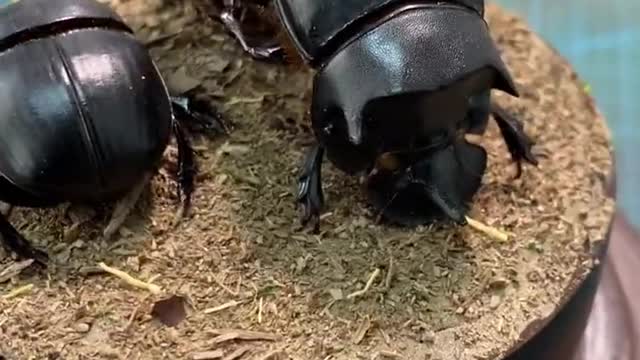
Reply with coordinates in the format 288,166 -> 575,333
0,0 -> 224,265
208,0 -> 538,229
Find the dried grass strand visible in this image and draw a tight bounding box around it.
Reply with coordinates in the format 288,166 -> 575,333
465,216 -> 511,242
3,284 -> 34,299
98,262 -> 162,295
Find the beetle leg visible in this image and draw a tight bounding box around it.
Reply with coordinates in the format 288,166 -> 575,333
296,144 -> 325,232
103,173 -> 150,241
490,103 -> 539,178
0,213 -> 48,266
171,119 -> 196,218
219,0 -> 283,61
169,95 -> 226,221
170,96 -> 227,136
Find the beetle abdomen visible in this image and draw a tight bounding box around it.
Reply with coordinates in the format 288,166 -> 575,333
0,0 -> 172,203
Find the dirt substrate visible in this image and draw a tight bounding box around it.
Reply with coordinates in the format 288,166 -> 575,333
0,1 -> 614,359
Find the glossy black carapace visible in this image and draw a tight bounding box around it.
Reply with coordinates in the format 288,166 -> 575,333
0,0 -> 224,265
207,0 -> 538,229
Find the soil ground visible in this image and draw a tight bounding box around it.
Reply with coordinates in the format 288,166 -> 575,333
0,1 -> 614,359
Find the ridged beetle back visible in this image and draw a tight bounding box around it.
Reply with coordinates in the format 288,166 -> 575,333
0,0 -> 173,203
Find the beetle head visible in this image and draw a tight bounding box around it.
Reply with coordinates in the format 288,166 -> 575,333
310,4 -> 517,177
365,138 -> 487,226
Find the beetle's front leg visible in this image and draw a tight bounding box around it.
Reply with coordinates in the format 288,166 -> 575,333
490,103 -> 539,178
170,95 -> 226,135
102,93 -> 222,239
0,213 -> 48,266
170,95 -> 226,218
219,0 -> 283,61
296,144 -> 325,232
171,119 -> 196,219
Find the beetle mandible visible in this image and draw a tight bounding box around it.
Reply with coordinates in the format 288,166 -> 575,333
0,0 -> 225,265
204,0 -> 538,229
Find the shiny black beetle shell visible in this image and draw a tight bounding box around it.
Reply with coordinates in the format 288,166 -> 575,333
0,0 -> 173,205
273,0 -> 519,174
274,0 -> 485,63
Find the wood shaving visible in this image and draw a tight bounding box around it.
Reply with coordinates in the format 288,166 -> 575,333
204,300 -> 245,314
465,216 -> 511,242
211,330 -> 282,344
257,347 -> 286,360
222,345 -> 252,360
348,269 -> 381,300
353,319 -> 373,345
192,350 -> 224,360
374,349 -> 403,359
98,262 -> 162,295
3,284 -> 33,299
0,260 -> 34,283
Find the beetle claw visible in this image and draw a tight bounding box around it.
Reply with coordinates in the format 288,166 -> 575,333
169,95 -> 227,220
296,145 -> 325,232
490,102 -> 539,175
514,161 -> 523,180
296,177 -> 310,202
171,120 -> 196,217
297,172 -> 323,232
246,44 -> 285,61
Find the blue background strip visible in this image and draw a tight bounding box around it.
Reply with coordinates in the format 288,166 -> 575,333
496,0 -> 640,226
